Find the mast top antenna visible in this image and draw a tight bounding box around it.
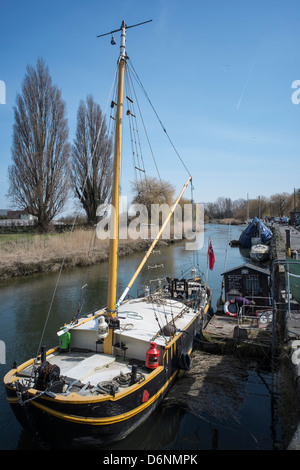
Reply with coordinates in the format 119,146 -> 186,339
97,20 -> 152,59
97,19 -> 152,39
97,19 -> 152,38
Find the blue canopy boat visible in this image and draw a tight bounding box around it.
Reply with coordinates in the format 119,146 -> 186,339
239,217 -> 272,249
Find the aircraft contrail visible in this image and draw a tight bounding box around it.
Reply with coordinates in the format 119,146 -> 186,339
237,42 -> 262,110
237,70 -> 252,110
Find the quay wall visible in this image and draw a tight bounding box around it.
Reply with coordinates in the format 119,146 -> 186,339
272,224 -> 300,450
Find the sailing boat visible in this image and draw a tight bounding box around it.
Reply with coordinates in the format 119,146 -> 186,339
4,21 -> 211,448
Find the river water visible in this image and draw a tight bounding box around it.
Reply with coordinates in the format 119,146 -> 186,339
0,224 -> 283,450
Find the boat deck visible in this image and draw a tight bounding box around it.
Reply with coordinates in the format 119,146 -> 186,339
67,294 -> 206,363
18,349 -> 150,392
47,351 -> 133,385
16,293 -> 208,394
115,296 -> 196,345
8,281 -> 212,401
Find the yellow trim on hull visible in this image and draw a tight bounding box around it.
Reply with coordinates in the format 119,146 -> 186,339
3,346 -> 59,385
30,369 -> 178,426
5,365 -> 164,404
6,396 -> 19,404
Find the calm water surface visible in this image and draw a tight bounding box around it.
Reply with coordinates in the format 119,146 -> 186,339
0,224 -> 283,450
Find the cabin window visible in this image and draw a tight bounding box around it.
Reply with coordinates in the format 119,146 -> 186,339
246,276 -> 260,294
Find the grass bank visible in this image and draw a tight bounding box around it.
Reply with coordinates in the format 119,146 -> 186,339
0,228 -> 169,281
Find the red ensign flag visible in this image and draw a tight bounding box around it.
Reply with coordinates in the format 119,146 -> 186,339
208,241 -> 215,270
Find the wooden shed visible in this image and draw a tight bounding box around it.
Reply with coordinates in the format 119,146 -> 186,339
222,263 -> 270,305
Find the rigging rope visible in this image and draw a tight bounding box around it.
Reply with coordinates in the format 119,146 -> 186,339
126,65 -> 162,184
123,67 -> 173,330
125,68 -> 146,187
124,63 -> 159,292
128,60 -> 192,178
127,59 -> 196,277
119,59 -> 197,326
74,229 -> 98,321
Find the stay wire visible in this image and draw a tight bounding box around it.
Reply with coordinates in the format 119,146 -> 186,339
125,72 -> 142,175
124,65 -> 154,263
127,60 -> 194,266
128,60 -> 192,178
126,64 -> 162,184
125,67 -> 144,187
125,66 -> 170,326
126,64 -> 166,271
75,229 -> 98,321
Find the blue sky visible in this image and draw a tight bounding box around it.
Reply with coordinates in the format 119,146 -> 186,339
0,0 -> 299,214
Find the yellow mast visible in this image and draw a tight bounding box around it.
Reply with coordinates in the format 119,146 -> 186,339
103,19 -> 189,353
104,22 -> 126,354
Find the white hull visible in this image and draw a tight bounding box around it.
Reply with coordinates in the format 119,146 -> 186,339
250,244 -> 270,262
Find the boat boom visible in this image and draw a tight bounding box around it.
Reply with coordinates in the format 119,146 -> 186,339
117,175 -> 192,307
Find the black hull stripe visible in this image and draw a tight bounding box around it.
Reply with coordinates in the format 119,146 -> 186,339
29,369 -> 178,425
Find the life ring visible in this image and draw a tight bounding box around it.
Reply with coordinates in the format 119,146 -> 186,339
224,299 -> 239,317
178,352 -> 191,371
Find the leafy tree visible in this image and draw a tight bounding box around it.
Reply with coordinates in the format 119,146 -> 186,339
8,58 -> 70,232
72,95 -> 113,225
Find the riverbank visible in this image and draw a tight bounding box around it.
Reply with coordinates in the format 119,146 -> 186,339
0,228 -> 172,281
208,218 -> 243,225
0,218 -> 241,281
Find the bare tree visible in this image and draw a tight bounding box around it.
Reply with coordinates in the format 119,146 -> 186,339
131,177 -> 175,212
130,176 -> 175,230
205,197 -> 233,219
72,95 -> 113,225
270,192 -> 291,217
232,198 -> 247,220
7,58 -> 70,232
